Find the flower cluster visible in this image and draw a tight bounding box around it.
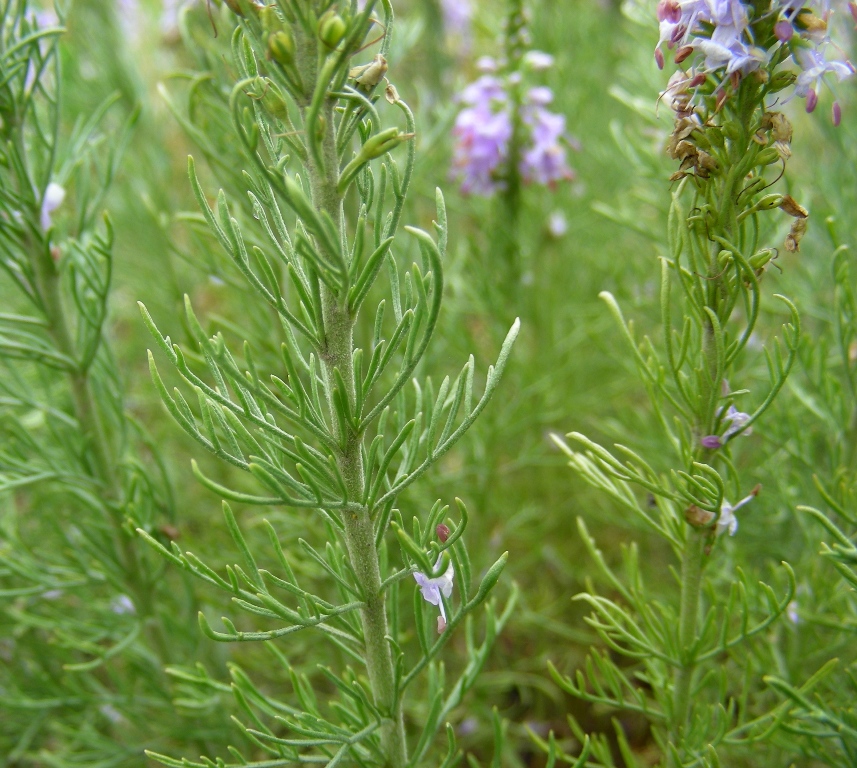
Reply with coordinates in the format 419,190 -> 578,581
655,0 -> 855,121
451,55 -> 574,195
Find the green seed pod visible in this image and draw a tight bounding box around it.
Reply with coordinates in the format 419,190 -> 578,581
749,249 -> 775,270
755,193 -> 784,210
756,147 -> 781,166
268,30 -> 294,66
318,10 -> 347,48
768,70 -> 797,93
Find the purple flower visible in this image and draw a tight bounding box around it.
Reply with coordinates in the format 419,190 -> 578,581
722,404 -> 751,439
521,106 -> 574,186
451,76 -> 574,195
701,435 -> 723,449
414,555 -> 454,633
451,104 -> 513,195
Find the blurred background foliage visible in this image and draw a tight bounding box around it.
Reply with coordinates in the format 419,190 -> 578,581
2,0 -> 856,765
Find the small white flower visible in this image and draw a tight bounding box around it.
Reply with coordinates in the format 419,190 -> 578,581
414,555 -> 454,632
716,485 -> 760,536
40,182 -> 66,232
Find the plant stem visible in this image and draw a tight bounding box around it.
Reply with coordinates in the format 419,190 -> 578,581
668,525 -> 706,766
307,98 -> 407,768
27,232 -> 171,666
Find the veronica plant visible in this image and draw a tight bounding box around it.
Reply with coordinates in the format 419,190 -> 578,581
0,0 -> 215,762
138,2 -> 519,766
537,0 -> 857,764
450,0 -> 573,285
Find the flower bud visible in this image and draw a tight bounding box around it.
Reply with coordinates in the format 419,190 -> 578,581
268,30 -> 294,66
260,5 -> 283,33
319,10 -> 347,48
721,121 -> 741,141
436,524 -> 450,543
260,80 -> 289,121
705,127 -> 725,149
794,9 -> 827,35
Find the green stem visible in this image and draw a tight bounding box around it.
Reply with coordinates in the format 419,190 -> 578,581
26,233 -> 171,666
668,526 -> 706,766
306,91 -> 407,768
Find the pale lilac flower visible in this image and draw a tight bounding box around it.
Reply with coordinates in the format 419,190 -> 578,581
701,402 -> 751,449
722,404 -> 751,439
40,182 -> 65,232
521,106 -> 574,186
716,486 -> 759,536
440,0 -> 472,48
451,76 -> 512,195
161,0 -> 197,38
117,0 -> 142,43
452,77 -> 574,195
787,600 -> 800,624
793,45 -> 855,113
110,594 -> 135,614
32,7 -> 59,28
414,555 -> 454,633
548,211 -> 568,238
100,704 -> 125,723
476,56 -> 498,73
523,50 -> 555,71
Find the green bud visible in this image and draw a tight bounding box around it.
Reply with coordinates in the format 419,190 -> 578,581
260,80 -> 289,121
318,10 -> 347,48
692,130 -> 712,151
474,552 -> 508,603
706,127 -> 725,149
268,30 -> 294,66
721,121 -> 741,141
756,147 -> 781,166
260,5 -> 284,34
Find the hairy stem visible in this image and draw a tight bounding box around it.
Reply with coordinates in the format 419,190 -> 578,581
306,88 -> 407,768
